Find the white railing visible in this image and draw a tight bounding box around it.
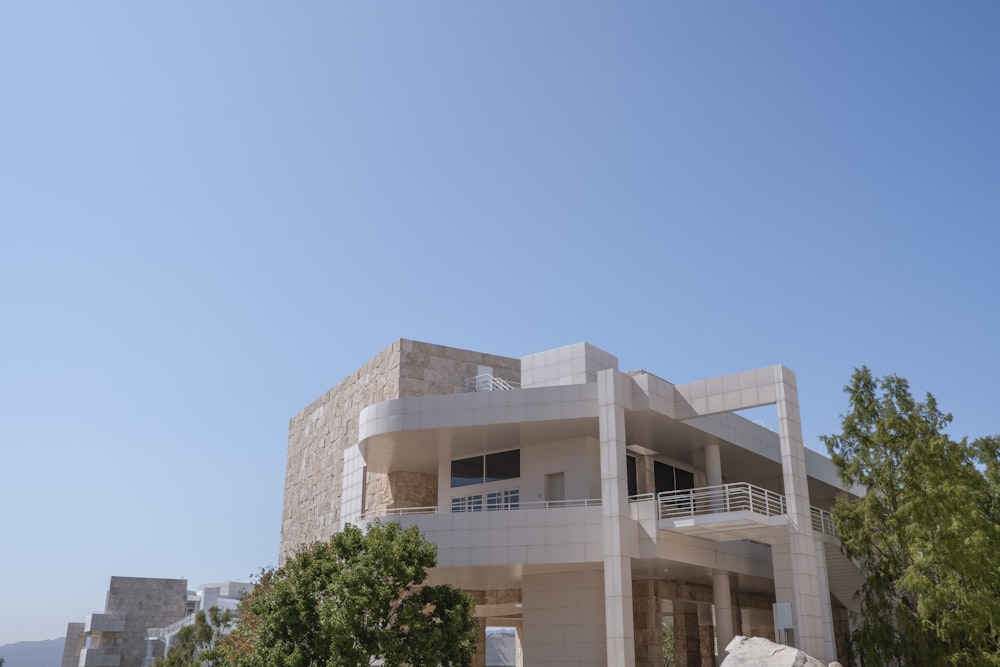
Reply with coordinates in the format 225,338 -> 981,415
359,498 -> 602,521
657,483 -> 787,519
147,613 -> 195,641
464,373 -> 520,392
811,506 -> 836,537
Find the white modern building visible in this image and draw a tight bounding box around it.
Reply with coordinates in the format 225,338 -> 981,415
280,340 -> 865,667
143,581 -> 253,667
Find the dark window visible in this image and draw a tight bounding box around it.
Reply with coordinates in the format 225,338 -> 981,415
485,450 -> 519,482
654,461 -> 675,494
675,467 -> 695,491
626,455 -> 638,497
654,461 -> 695,495
451,450 -> 520,487
451,456 -> 484,488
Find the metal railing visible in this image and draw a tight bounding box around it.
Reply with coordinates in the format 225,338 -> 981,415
359,497 -> 602,521
811,506 -> 836,537
464,373 -> 520,392
147,613 -> 195,641
657,483 -> 787,519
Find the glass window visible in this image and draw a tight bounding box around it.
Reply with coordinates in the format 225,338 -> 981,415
487,489 -> 520,510
654,461 -> 695,495
485,450 -> 519,482
654,461 -> 675,494
626,455 -> 638,497
452,494 -> 483,512
675,467 -> 695,491
451,456 -> 484,487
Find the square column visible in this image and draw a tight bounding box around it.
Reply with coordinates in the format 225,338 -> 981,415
773,367 -> 825,657
597,368 -> 636,667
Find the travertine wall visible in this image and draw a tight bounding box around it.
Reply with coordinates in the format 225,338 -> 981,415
280,341 -> 402,561
632,579 -> 662,667
280,339 -> 519,562
106,577 -> 188,667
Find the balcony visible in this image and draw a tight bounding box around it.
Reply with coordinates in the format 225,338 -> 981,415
84,612 -> 126,633
79,646 -> 121,667
654,483 -> 837,543
357,483 -> 836,550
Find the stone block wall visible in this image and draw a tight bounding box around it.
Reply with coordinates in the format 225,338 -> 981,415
280,339 -> 519,562
106,576 -> 188,667
280,341 -> 402,561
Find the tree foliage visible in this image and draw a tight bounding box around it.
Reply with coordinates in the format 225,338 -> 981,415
218,521 -> 478,667
821,367 -> 1000,667
154,606 -> 232,667
662,623 -> 675,667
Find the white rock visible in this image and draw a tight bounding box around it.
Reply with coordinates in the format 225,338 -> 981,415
720,636 -> 826,667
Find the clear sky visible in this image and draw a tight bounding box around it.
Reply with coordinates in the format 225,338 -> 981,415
2,1 -> 998,647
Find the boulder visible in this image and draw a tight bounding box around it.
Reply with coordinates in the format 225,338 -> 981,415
720,636 -> 826,667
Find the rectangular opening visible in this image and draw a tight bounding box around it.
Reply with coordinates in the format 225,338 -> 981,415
545,472 -> 565,502
626,455 -> 638,496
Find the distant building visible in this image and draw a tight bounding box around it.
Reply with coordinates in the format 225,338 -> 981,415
280,339 -> 865,667
61,577 -> 251,667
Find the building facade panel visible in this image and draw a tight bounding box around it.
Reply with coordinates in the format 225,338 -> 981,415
282,340 -> 861,665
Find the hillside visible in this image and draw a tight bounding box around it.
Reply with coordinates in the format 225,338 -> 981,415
0,637 -> 64,667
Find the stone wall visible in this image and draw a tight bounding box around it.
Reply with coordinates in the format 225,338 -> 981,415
280,341 -> 402,561
106,577 -> 188,667
280,339 -> 520,562
633,579 -> 662,667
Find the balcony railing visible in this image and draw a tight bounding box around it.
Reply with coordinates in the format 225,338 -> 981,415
811,506 -> 836,537
464,373 -> 520,392
657,483 -> 787,519
359,497 -> 602,521
357,485 -> 839,539
147,613 -> 195,642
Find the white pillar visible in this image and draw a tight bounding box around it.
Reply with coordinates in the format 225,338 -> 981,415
712,572 -> 735,654
704,443 -> 722,487
774,367 -> 825,657
815,539 -> 837,663
597,369 -> 635,667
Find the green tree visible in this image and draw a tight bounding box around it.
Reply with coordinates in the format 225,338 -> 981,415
154,606 -> 233,667
821,367 -> 1000,667
219,521 -> 478,667
661,623 -> 675,667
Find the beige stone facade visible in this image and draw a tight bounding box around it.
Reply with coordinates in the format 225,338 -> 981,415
280,339 -> 519,561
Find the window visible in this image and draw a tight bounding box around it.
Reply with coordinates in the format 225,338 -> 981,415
654,461 -> 695,495
487,489 -> 520,510
450,450 -> 520,487
451,494 -> 483,512
485,450 -> 519,482
451,457 -> 483,488
626,455 -> 638,497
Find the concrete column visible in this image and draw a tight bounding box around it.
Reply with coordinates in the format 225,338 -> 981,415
597,368 -> 636,667
774,367 -> 825,657
814,539 -> 838,664
712,572 -> 734,655
704,443 -> 722,487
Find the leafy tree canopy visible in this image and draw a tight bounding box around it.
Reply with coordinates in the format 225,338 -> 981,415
218,521 -> 478,667
821,366 -> 1000,667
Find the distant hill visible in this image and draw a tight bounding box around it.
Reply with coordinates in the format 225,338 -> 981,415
0,637 -> 64,667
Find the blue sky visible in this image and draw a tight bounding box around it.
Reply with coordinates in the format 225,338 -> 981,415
2,1 -> 998,646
